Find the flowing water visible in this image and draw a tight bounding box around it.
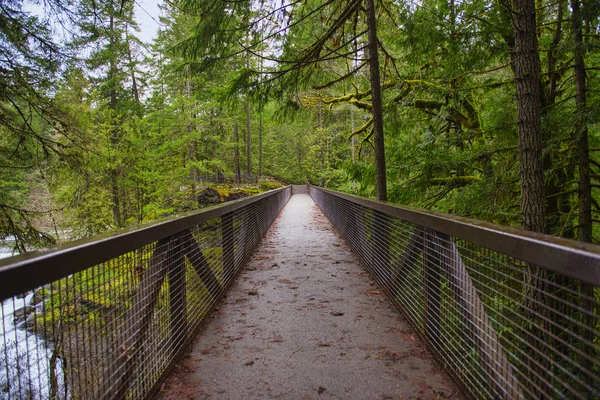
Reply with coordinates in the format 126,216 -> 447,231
1,249 -> 66,399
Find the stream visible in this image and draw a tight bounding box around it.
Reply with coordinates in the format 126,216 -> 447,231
1,249 -> 67,399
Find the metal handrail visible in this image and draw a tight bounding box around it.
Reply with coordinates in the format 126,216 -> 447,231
0,187 -> 291,301
309,184 -> 600,400
311,186 -> 600,285
1,186 -> 292,400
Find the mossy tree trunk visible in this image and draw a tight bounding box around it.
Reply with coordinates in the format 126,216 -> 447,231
365,0 -> 386,202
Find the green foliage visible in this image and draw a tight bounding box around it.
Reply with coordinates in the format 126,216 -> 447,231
258,181 -> 283,191
1,0 -> 599,250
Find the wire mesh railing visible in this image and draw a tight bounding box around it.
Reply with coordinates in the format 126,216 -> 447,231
309,185 -> 600,400
0,186 -> 291,400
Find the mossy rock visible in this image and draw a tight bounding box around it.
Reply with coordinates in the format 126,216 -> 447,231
259,181 -> 283,191
197,187 -> 222,206
215,186 -> 260,201
224,191 -> 250,201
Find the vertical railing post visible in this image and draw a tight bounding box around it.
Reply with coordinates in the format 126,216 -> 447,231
168,232 -> 186,355
423,229 -> 442,349
221,212 -> 235,278
390,227 -> 424,299
98,236 -> 171,400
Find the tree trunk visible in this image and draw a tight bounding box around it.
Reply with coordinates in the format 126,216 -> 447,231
351,108 -> 355,161
189,139 -> 197,204
546,0 -> 563,106
571,0 -> 595,389
512,0 -> 545,234
542,0 -> 570,237
258,113 -> 263,177
246,52 -> 252,177
246,97 -> 251,177
365,0 -> 387,202
319,103 -> 324,186
108,6 -> 122,227
186,69 -> 196,203
571,0 -> 592,243
365,0 -> 390,280
109,11 -> 117,113
511,0 -> 548,394
258,55 -> 263,178
233,122 -> 241,184
126,27 -> 140,105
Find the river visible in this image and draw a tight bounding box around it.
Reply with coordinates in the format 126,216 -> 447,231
1,249 -> 66,399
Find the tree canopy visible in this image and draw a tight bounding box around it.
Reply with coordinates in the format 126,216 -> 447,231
0,0 -> 599,252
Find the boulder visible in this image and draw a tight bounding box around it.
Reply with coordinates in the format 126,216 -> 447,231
31,288 -> 48,306
225,191 -> 250,202
13,306 -> 35,323
197,187 -> 222,206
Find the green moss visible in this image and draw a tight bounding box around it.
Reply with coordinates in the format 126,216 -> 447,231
213,185 -> 260,201
259,181 -> 283,191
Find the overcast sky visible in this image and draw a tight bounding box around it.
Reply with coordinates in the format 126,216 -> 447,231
135,0 -> 163,44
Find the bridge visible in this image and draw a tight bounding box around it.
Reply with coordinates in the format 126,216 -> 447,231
1,185 -> 599,399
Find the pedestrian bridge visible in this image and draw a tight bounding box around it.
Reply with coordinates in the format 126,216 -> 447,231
1,185 -> 599,399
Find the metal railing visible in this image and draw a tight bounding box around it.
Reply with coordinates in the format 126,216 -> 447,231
0,186 -> 291,400
309,185 -> 600,400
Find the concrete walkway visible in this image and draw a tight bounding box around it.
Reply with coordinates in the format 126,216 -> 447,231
158,194 -> 462,400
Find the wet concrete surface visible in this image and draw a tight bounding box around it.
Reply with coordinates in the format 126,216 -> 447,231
158,194 -> 463,400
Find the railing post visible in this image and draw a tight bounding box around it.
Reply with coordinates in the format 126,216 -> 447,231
181,229 -> 221,299
168,232 -> 186,355
390,227 -> 424,298
439,232 -> 524,399
423,229 -> 442,349
98,236 -> 171,400
221,212 -> 235,278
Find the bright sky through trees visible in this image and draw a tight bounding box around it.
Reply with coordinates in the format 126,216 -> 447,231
134,0 -> 162,43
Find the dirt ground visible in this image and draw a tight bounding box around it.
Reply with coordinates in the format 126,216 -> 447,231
157,194 -> 463,400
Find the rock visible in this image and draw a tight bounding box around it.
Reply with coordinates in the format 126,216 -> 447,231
23,315 -> 45,333
15,290 -> 31,299
225,191 -> 250,202
197,188 -> 222,206
13,306 -> 35,323
31,288 -> 48,306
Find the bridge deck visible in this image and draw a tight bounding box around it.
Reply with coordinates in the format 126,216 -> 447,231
158,194 -> 462,400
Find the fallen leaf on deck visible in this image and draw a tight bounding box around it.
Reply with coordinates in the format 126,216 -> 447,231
400,333 -> 417,342
271,334 -> 284,343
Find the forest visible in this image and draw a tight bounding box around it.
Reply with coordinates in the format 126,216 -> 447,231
1,0 -> 599,253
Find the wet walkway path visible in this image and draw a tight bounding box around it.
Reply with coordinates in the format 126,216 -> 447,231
158,194 -> 462,400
